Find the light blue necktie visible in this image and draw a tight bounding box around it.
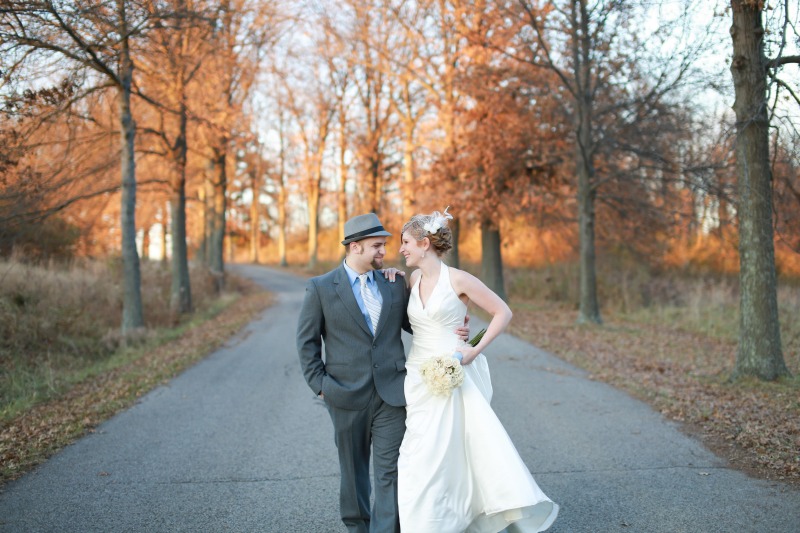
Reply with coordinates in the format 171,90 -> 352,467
359,274 -> 381,334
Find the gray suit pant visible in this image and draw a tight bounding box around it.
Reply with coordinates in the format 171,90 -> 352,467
327,390 -> 406,533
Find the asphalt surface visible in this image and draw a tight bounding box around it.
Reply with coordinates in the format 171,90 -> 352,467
0,263 -> 798,532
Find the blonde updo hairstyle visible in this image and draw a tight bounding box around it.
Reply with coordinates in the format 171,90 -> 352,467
402,211 -> 453,257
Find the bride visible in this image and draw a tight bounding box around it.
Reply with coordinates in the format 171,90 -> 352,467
397,208 -> 558,533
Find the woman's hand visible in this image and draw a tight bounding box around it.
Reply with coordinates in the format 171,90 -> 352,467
456,345 -> 480,366
380,267 -> 406,282
453,314 -> 470,341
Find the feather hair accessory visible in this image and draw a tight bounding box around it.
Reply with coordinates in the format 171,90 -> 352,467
422,206 -> 453,235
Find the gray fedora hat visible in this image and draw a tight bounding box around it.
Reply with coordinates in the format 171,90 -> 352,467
341,213 -> 392,245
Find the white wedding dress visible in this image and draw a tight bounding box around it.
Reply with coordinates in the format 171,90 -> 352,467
398,262 -> 558,533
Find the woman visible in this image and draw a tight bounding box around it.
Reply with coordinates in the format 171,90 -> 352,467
397,208 -> 558,533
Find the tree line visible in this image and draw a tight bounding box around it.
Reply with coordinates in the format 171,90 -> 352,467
1,0 -> 798,380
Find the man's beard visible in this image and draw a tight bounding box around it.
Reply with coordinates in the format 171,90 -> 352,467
371,257 -> 384,270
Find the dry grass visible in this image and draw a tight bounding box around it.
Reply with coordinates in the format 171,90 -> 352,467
0,260 -> 273,483
0,258 -> 223,422
504,264 -> 800,485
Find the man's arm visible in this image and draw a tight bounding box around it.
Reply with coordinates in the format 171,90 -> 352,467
296,279 -> 326,396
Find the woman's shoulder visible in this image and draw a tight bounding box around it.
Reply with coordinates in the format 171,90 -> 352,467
446,266 -> 484,294
445,266 -> 475,284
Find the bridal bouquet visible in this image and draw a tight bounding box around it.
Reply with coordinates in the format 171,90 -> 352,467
419,328 -> 487,396
419,355 -> 465,396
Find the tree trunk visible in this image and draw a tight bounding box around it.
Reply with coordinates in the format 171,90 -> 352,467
307,176 -> 320,270
169,185 -> 191,312
577,139 -> 601,324
278,114 -> 288,267
443,101 -> 460,268
169,101 -> 192,315
450,218 -> 460,269
574,0 -> 601,325
198,184 -> 209,265
730,1 -> 789,380
442,103 -> 460,269
161,202 -> 168,266
228,226 -> 235,263
208,148 -> 227,291
480,218 -> 506,301
338,107 -> 348,249
278,182 -> 288,267
250,159 -> 260,264
117,4 -> 143,333
370,158 -> 381,213
141,225 -> 150,261
402,123 -> 415,222
401,79 -> 416,222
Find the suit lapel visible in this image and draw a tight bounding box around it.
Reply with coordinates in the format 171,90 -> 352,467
334,265 -> 373,337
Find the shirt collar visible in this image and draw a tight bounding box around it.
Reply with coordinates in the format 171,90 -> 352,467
343,260 -> 373,286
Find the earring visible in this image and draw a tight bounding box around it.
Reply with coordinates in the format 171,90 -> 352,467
422,250 -> 426,258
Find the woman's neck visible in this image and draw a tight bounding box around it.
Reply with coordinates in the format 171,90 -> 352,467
419,257 -> 441,279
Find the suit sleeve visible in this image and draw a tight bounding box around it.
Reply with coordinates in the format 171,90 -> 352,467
401,277 -> 412,334
296,279 -> 326,396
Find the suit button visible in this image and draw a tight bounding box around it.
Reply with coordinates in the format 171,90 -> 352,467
373,364 -> 379,368
372,344 -> 377,349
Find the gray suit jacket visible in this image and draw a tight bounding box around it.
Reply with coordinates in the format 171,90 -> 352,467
296,264 -> 411,410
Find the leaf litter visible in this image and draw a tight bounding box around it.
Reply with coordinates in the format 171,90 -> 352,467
509,304 -> 800,485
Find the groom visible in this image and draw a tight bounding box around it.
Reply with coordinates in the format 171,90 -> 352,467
296,213 -> 466,533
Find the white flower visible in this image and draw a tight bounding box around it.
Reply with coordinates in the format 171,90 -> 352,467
419,354 -> 465,396
423,206 -> 453,235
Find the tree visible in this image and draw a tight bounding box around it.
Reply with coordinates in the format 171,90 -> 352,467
408,0 -> 471,267
1,0 -> 158,332
232,137 -> 267,264
318,13 -> 354,247
454,52 -> 563,301
515,0 -> 618,324
200,1 -> 237,287
454,2 -> 515,300
197,0 -> 279,288
249,146 -> 264,264
255,69 -> 292,267
336,83 -> 352,247
729,0 -> 796,380
347,0 -> 395,214
274,106 -> 291,267
367,0 -> 431,221
293,78 -> 334,270
512,0 -> 713,324
137,0 -> 215,314
0,82 -> 121,258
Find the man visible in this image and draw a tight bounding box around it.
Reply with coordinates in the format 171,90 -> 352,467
296,213 -> 466,533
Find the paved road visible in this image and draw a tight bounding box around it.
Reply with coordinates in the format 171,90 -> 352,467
1,264 -> 798,532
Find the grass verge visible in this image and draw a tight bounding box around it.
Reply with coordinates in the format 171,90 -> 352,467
0,273 -> 272,485
508,301 -> 800,486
